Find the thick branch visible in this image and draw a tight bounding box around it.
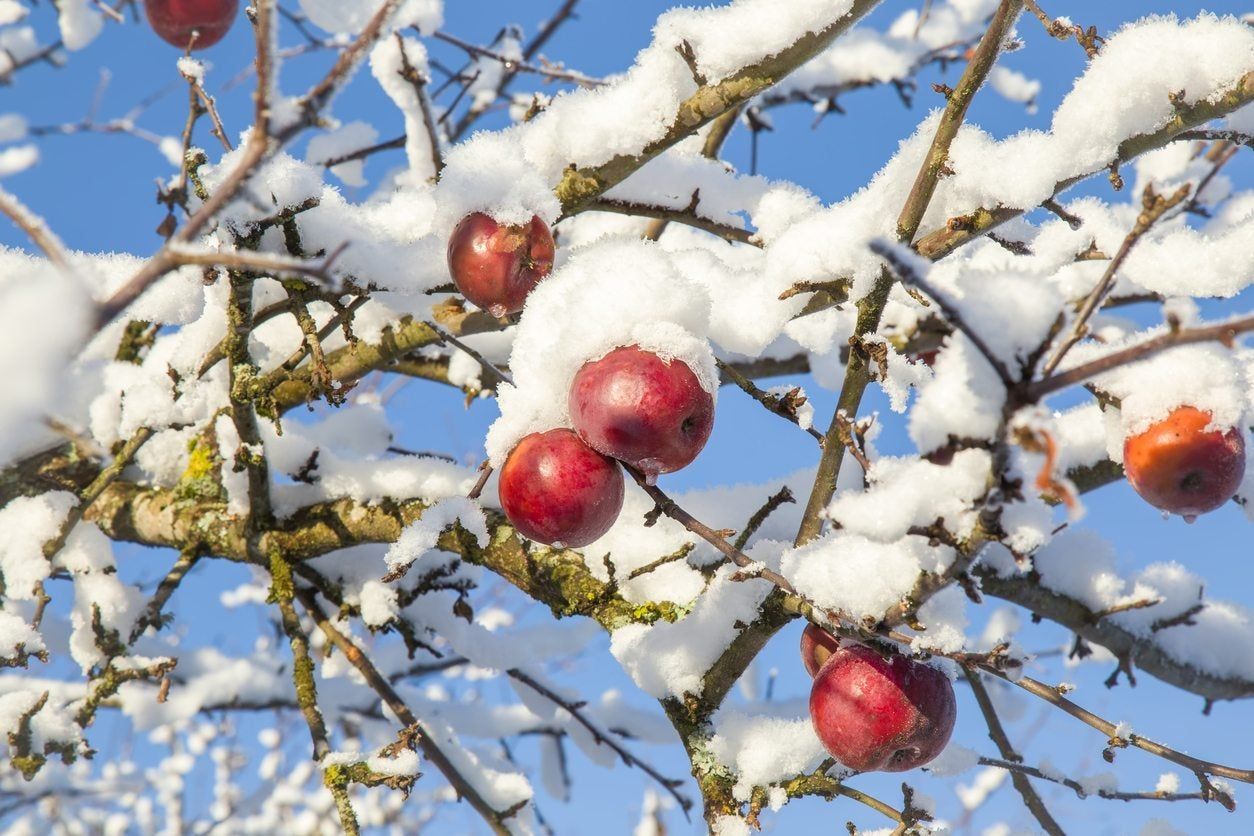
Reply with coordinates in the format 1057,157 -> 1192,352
555,0 -> 883,213
977,567 -> 1254,703
897,0 -> 1024,243
914,70 -> 1254,261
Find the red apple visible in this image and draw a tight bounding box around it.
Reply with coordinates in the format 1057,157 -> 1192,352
447,212 -> 555,318
145,0 -> 239,49
800,623 -> 842,678
568,345 -> 714,482
1123,406 -> 1245,520
912,348 -> 940,368
498,429 -> 624,548
809,643 -> 956,773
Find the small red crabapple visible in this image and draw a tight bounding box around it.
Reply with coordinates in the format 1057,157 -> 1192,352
1123,405 -> 1245,521
145,0 -> 240,50
809,643 -> 956,773
447,212 -> 555,318
568,345 -> 714,482
498,428 -> 624,548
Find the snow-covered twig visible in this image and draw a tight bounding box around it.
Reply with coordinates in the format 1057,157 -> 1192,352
1028,314 -> 1254,400
870,238 -> 1016,389
580,195 -> 758,246
0,185 -> 72,271
95,0 -> 407,331
1042,183 -> 1192,376
716,359 -> 824,445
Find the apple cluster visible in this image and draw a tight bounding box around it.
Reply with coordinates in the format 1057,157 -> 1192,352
145,0 -> 240,49
801,624 -> 956,773
447,213 -> 716,548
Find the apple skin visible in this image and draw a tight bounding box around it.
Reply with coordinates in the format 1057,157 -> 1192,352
447,213 -> 555,318
800,623 -> 842,678
809,644 -> 956,773
498,429 -> 624,548
568,345 -> 714,481
145,0 -> 239,49
1123,406 -> 1245,520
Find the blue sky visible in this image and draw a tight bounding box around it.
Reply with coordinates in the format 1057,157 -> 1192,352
2,1 -> 1253,833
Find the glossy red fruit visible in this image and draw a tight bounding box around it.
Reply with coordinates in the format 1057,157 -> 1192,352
1123,406 -> 1245,521
568,345 -> 714,482
800,623 -> 842,678
447,213 -> 555,317
498,429 -> 624,548
145,0 -> 239,49
809,644 -> 956,773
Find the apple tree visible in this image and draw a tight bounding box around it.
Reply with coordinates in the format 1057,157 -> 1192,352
1,0 -> 1253,833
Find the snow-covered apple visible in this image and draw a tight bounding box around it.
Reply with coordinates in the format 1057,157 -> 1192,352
809,643 -> 956,772
1123,406 -> 1245,520
568,345 -> 714,481
498,428 -> 624,548
447,212 -> 555,317
800,622 -> 842,678
144,0 -> 239,49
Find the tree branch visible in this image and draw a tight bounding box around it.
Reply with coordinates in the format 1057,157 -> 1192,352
794,0 -> 1021,546
1027,314 -> 1254,401
964,669 -> 1065,835
295,587 -> 516,835
555,0 -> 883,214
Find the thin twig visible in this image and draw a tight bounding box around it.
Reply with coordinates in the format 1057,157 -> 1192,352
1042,183 -> 1191,375
964,669 -> 1065,835
1028,314 -> 1254,400
1176,129 -> 1254,148
870,240 -> 1016,389
734,487 -> 795,551
169,243 -> 348,283
128,550 -> 201,644
446,0 -> 589,140
432,30 -> 601,89
295,587 -> 516,835
716,359 -> 824,444
976,756 -> 1211,803
583,196 -> 757,246
505,669 -> 692,816
424,320 -> 514,387
393,32 -> 445,178
625,543 -> 696,581
0,186 -> 73,271
467,463 -> 493,500
982,668 -> 1252,801
179,63 -> 233,152
626,466 -> 798,595
42,427 -> 156,560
